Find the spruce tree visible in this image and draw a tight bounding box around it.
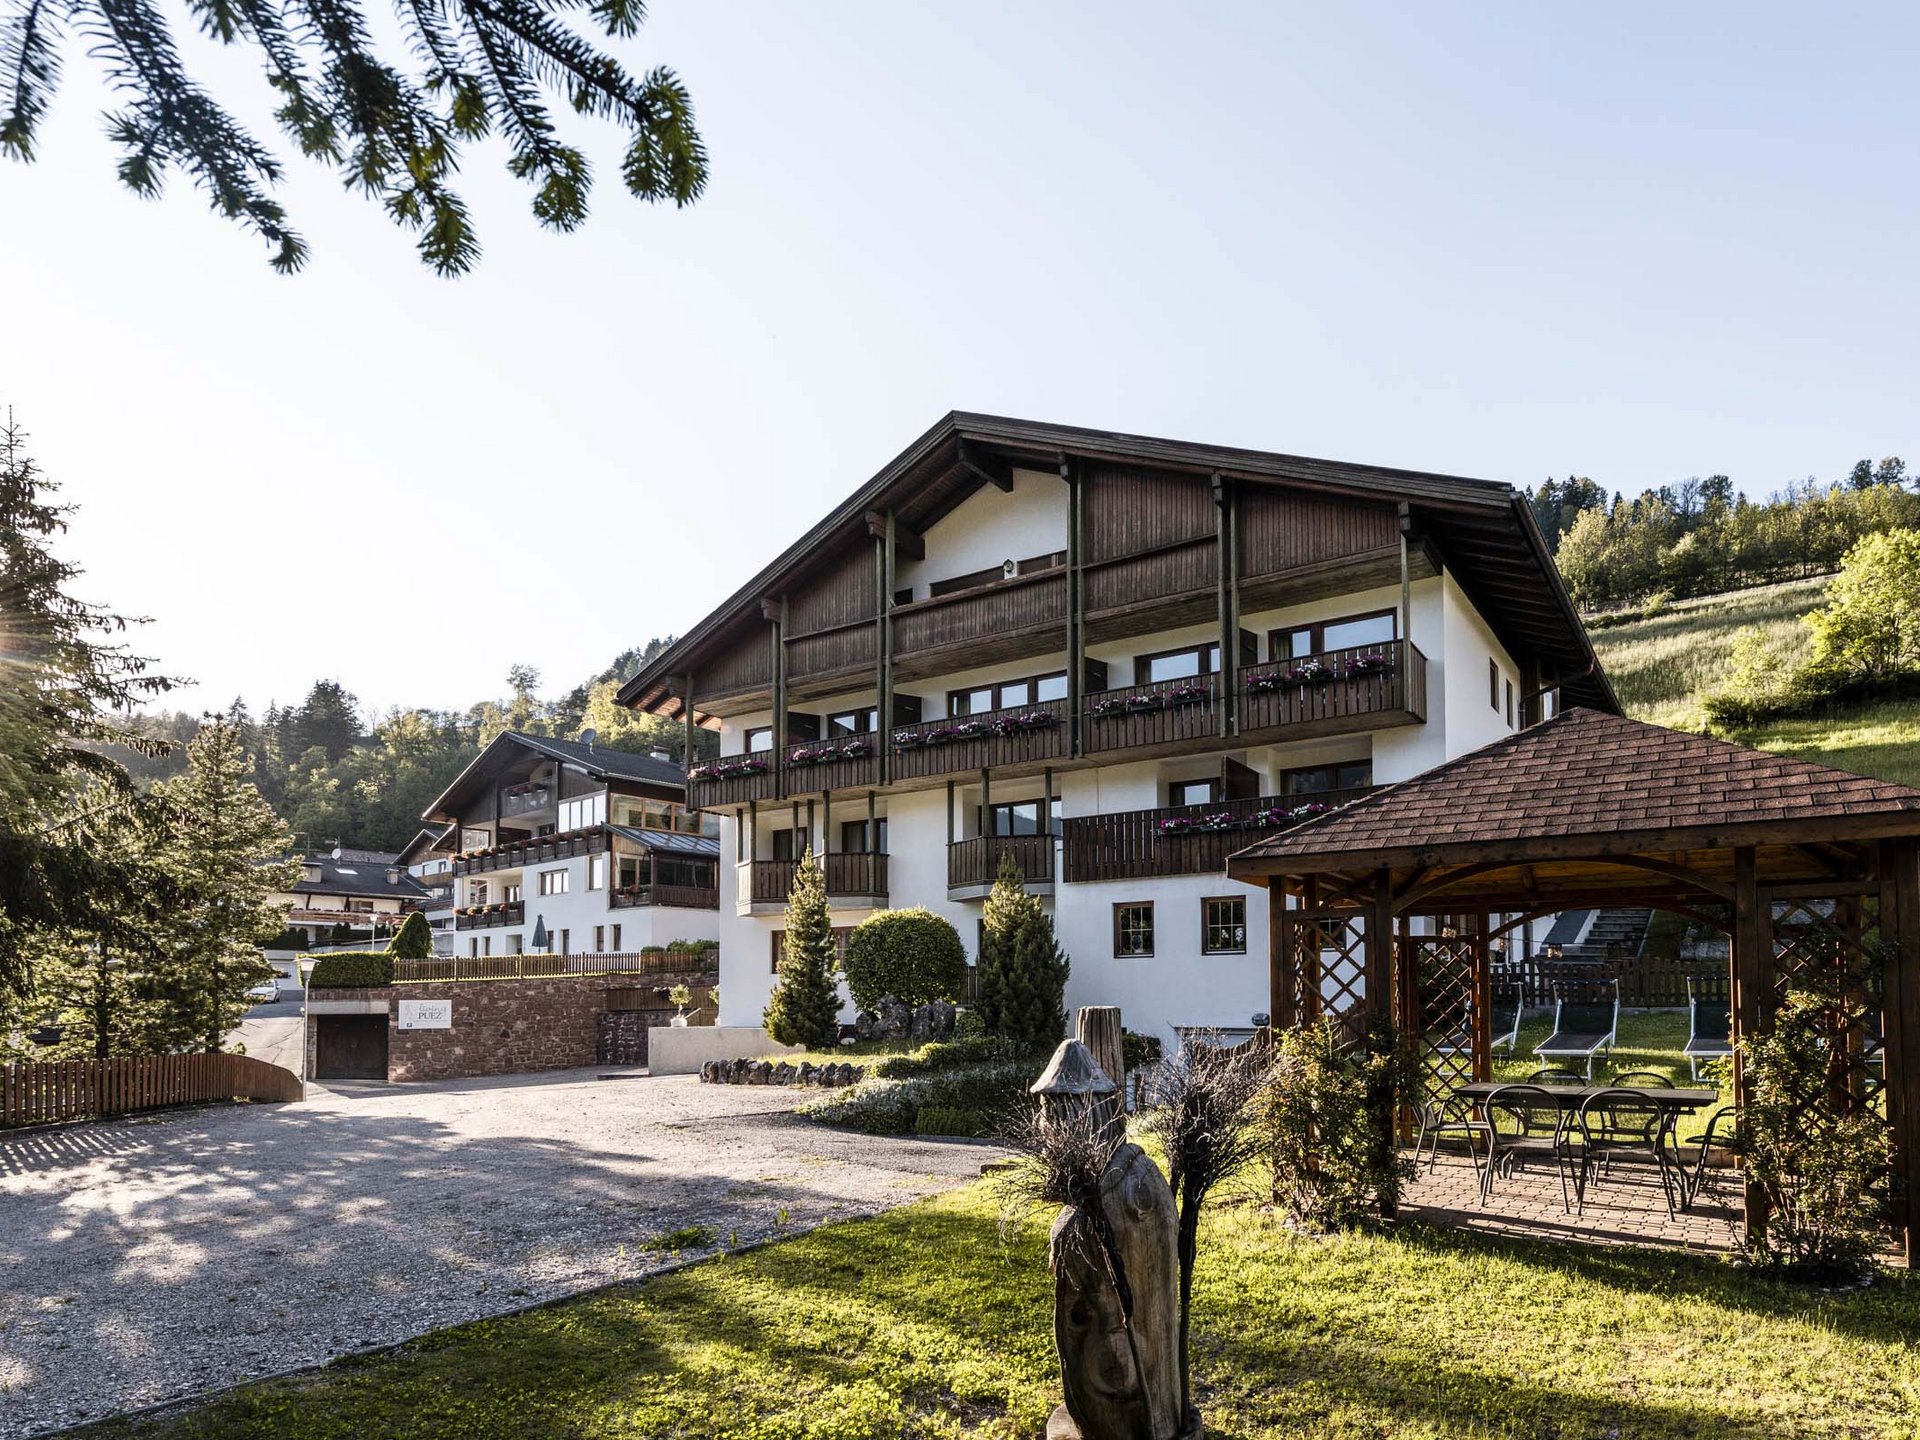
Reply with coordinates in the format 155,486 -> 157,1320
977,852 -> 1069,1048
0,0 -> 708,274
763,850 -> 840,1049
388,911 -> 434,960
144,718 -> 300,1053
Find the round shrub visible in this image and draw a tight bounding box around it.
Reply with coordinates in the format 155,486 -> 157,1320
841,908 -> 966,1013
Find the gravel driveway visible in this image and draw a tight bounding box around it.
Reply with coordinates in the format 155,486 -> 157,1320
0,1071 -> 1000,1438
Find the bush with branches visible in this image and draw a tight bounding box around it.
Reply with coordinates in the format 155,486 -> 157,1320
386,911 -> 433,960
841,907 -> 966,1013
1263,1016 -> 1418,1230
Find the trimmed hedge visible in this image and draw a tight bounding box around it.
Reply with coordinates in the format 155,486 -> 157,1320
799,1060 -> 1036,1136
841,908 -> 967,1013
307,952 -> 395,988
913,1106 -> 989,1138
871,1035 -> 1028,1080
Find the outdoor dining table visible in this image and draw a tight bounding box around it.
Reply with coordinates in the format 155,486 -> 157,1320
1456,1082 -> 1720,1116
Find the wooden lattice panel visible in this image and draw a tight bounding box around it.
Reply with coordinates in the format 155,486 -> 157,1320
1282,909 -> 1374,1043
1403,929 -> 1483,1102
1768,899 -> 1887,1116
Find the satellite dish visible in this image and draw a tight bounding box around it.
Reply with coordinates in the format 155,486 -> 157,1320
581,727 -> 597,751
1002,558 -> 1017,579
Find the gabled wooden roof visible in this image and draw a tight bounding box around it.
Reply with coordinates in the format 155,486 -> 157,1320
618,412 -> 1619,717
1227,708 -> 1920,879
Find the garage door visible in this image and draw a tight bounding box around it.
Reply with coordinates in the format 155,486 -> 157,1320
314,1015 -> 389,1080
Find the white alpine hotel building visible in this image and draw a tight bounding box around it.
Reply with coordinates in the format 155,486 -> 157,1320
619,415 -> 1616,1049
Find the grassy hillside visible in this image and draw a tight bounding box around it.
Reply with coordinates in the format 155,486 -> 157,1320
1586,577 -> 1920,787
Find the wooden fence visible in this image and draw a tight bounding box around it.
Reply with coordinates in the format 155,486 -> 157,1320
2,1053 -> 304,1130
1494,957 -> 1727,1009
391,948 -> 719,984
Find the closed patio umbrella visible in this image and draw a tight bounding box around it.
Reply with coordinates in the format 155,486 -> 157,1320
531,915 -> 549,951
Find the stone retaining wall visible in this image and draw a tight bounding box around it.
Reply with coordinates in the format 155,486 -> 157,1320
306,969 -> 715,1082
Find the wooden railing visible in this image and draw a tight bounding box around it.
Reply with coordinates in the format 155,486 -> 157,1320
392,949 -> 717,983
610,884 -> 720,911
948,834 -> 1054,891
2,1053 -> 303,1130
455,900 -> 525,931
891,569 -> 1067,657
737,854 -> 889,908
1084,673 -> 1224,755
1062,787 -> 1375,883
891,704 -> 1069,781
783,745 -> 879,794
1237,640 -> 1426,737
456,827 -> 608,876
1495,957 -> 1730,1010
686,760 -> 779,811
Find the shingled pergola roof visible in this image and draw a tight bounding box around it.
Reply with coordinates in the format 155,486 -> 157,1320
1228,707 -> 1920,888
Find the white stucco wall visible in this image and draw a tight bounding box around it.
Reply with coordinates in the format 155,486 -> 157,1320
894,467 -> 1066,601
457,845 -> 719,959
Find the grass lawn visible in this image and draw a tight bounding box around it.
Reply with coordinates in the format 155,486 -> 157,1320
83,1165 -> 1920,1440
1732,700 -> 1920,790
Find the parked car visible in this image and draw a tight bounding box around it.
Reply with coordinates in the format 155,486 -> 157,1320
245,979 -> 280,1007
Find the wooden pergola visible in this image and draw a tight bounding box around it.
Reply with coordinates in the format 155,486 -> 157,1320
1226,708 -> 1920,1265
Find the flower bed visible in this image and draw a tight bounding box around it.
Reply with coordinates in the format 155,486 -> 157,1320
787,738 -> 872,766
1155,800 -> 1335,836
688,755 -> 771,781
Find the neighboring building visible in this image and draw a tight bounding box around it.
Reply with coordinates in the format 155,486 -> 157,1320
273,847 -> 432,948
420,732 -> 721,959
617,413 -> 1616,1050
396,825 -> 458,954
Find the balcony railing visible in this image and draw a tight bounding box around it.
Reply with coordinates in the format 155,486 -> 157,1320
736,853 -> 890,911
610,883 -> 720,911
1083,673 -> 1224,755
1236,640 -> 1426,737
454,899 -> 526,931
891,704 -> 1069,782
782,739 -> 879,795
500,785 -> 553,818
455,826 -> 608,876
947,833 -> 1054,893
686,756 -> 778,811
1062,786 -> 1376,883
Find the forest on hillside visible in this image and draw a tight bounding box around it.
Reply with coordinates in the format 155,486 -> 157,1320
113,643 -> 717,854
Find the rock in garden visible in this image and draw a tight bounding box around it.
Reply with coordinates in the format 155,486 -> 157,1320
875,995 -> 913,1041
854,1010 -> 878,1042
753,1061 -> 775,1085
772,1062 -> 796,1085
926,999 -> 956,1040
797,1062 -> 816,1085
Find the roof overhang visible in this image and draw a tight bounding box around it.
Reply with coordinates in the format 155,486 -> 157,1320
616,412 -> 1618,717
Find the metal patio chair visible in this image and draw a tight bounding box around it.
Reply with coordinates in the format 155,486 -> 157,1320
1488,993 -> 1523,1056
1412,1088 -> 1492,1182
1672,1106 -> 1741,1209
1682,978 -> 1733,1082
1568,1087 -> 1683,1218
1481,1083 -> 1573,1211
1534,981 -> 1620,1080
1526,1067 -> 1585,1086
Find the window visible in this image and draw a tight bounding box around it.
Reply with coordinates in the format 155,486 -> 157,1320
770,827 -> 802,862
827,708 -> 879,737
481,936 -> 491,957
984,799 -> 1053,836
610,924 -> 621,952
505,882 -> 523,903
559,794 -> 606,832
744,727 -> 773,754
469,938 -> 478,958
460,827 -> 490,852
539,868 -> 569,896
1282,760 -> 1373,795
470,881 -> 489,906
1490,658 -> 1500,710
1135,644 -> 1217,684
1506,678 -> 1515,728
587,854 -> 607,891
1114,903 -> 1155,957
559,928 -> 570,955
1270,609 -> 1397,662
1202,897 -> 1247,954
1168,778 -> 1220,808
840,818 -> 888,853
594,925 -> 605,953
771,926 -> 852,973
948,671 -> 1067,717
508,934 -> 523,955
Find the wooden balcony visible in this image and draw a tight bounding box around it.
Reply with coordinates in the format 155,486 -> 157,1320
610,883 -> 720,911
890,704 -> 1069,782
455,827 -> 608,876
1061,787 -> 1376,883
782,740 -> 878,795
947,834 -> 1054,899
1236,640 -> 1427,741
1083,673 -> 1225,756
500,785 -> 553,818
891,569 -> 1068,674
735,854 -> 890,914
455,900 -> 526,931
686,757 -> 778,811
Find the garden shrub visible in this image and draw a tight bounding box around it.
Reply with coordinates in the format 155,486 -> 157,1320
871,1034 -> 1027,1079
913,1106 -> 988,1138
841,908 -> 966,1013
1737,980 -> 1893,1281
1123,1028 -> 1163,1072
307,952 -> 395,988
952,1007 -> 986,1040
801,1061 -> 1037,1136
1263,1016 -> 1416,1230
386,911 -> 433,959
976,854 -> 1069,1046
764,851 -> 841,1049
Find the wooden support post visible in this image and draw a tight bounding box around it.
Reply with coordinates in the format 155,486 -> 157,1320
1064,455 -> 1085,759
746,799 -> 756,862
1270,883 -> 1294,1031
1472,913 -> 1492,1083
1214,473 -> 1233,740
877,514 -> 895,785
1732,845 -> 1767,1241
1879,836 -> 1920,1268
1398,502 -> 1413,653
867,791 -> 877,853
1366,869 -> 1393,1028
682,673 -> 696,771
946,780 -> 955,846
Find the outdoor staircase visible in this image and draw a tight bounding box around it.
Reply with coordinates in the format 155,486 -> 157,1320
1561,907 -> 1653,963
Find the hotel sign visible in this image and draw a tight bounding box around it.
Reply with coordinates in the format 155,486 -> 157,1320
396,998 -> 453,1031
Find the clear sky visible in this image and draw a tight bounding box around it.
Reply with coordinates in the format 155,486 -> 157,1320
5,1 -> 1916,718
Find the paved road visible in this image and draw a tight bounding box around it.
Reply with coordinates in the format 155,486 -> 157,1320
0,1072 -> 999,1438
228,994 -> 305,1077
